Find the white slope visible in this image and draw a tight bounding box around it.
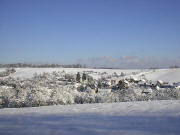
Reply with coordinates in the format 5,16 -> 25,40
2,68 -> 140,79
2,68 -> 180,83
0,68 -> 5,72
145,68 -> 180,83
0,100 -> 180,135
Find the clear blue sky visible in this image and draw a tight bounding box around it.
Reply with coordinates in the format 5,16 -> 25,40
0,0 -> 180,65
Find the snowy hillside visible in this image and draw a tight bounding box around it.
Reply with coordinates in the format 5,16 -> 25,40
145,68 -> 180,83
0,68 -> 140,79
0,100 -> 180,135
1,68 -> 180,83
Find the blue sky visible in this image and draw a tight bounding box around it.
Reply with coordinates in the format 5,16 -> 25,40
0,0 -> 180,67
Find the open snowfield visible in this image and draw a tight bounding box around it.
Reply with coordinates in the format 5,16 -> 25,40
0,68 -> 180,135
145,68 -> 180,83
1,67 -> 180,83
0,100 -> 180,135
0,68 -> 140,79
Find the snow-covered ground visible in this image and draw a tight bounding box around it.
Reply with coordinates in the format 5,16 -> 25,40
0,68 -> 140,79
0,100 -> 180,135
1,68 -> 180,83
145,68 -> 180,83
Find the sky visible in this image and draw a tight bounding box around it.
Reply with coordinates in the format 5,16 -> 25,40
0,0 -> 180,68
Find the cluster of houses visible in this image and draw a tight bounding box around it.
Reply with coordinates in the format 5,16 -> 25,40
1,69 -> 179,96
67,71 -> 180,95
55,71 -> 129,94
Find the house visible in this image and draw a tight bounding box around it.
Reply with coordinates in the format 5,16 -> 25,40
142,88 -> 153,94
156,80 -> 174,88
174,82 -> 180,89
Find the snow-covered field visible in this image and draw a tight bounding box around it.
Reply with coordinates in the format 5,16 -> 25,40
145,68 -> 180,83
1,68 -> 180,82
0,68 -> 140,79
0,68 -> 180,135
0,100 -> 180,135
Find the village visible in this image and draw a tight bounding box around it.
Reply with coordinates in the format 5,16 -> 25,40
51,70 -> 180,96
0,68 -> 180,108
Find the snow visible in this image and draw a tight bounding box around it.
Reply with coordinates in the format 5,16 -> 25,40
1,68 -> 180,134
0,100 -> 180,135
1,68 -> 180,107
1,68 -> 140,79
145,68 -> 180,83
98,89 -> 112,93
0,68 -> 5,72
1,68 -> 180,83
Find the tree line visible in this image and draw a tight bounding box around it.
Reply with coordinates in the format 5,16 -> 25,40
0,63 -> 87,68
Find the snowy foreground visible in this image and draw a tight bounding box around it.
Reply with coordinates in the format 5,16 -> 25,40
0,100 -> 180,135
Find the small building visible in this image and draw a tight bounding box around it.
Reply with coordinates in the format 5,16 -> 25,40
174,82 -> 180,89
142,88 -> 153,94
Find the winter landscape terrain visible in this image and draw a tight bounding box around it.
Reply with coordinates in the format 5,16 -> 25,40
0,100 -> 180,135
1,0 -> 180,134
0,68 -> 180,135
